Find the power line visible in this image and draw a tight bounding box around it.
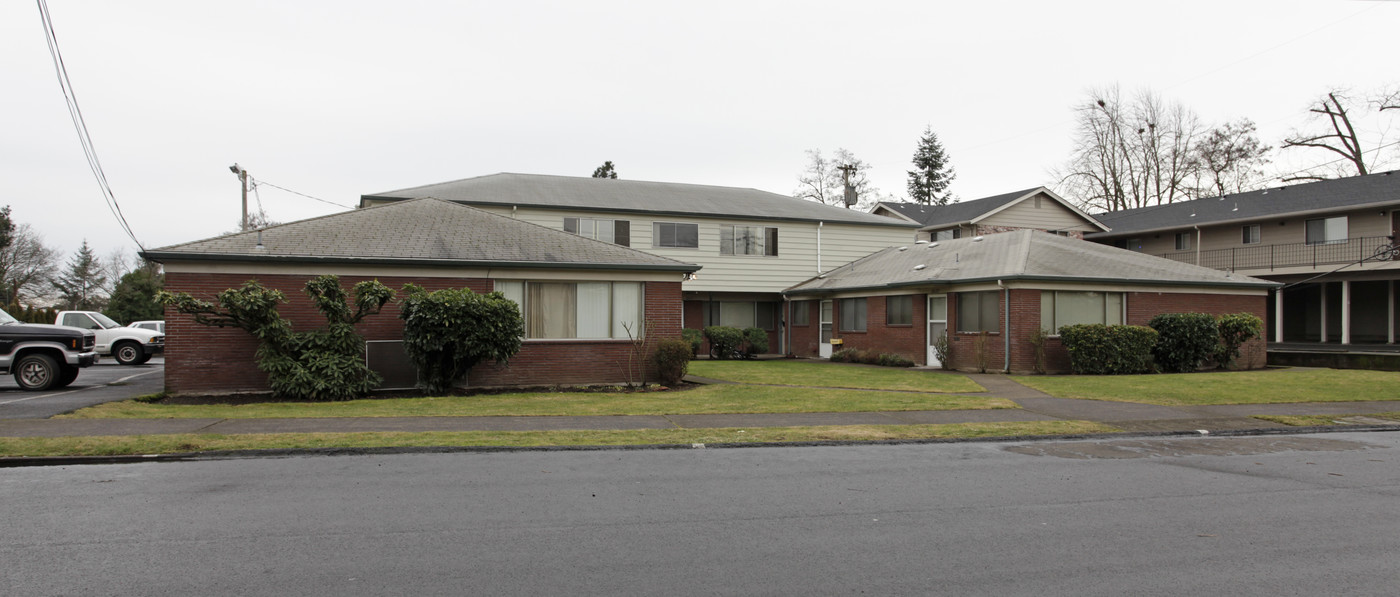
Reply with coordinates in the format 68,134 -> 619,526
249,178 -> 354,209
36,0 -> 144,252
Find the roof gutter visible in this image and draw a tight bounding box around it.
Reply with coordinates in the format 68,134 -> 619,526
141,251 -> 704,273
782,273 -> 1280,297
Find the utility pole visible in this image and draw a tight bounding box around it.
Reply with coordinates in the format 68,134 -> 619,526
837,164 -> 857,209
229,163 -> 249,231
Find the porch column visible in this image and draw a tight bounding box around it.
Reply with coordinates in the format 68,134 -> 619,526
1341,280 -> 1351,345
1390,281 -> 1396,344
1275,289 -> 1284,343
1320,284 -> 1328,343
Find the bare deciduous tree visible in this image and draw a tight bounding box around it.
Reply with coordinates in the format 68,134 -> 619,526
1283,91 -> 1370,178
1053,86 -> 1206,212
0,224 -> 59,307
1190,119 -> 1272,197
793,148 -> 883,210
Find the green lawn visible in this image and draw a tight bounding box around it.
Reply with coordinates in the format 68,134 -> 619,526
1015,368 -> 1400,406
61,383 -> 1013,420
1255,412 -> 1400,427
0,421 -> 1115,458
688,359 -> 984,393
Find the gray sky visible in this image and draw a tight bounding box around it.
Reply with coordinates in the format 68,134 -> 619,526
4,0 -> 1398,261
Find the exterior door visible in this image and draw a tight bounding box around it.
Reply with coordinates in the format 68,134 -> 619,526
819,300 -> 834,358
927,295 -> 948,367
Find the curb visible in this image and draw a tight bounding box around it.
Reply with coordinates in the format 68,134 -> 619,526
4,424 -> 1397,468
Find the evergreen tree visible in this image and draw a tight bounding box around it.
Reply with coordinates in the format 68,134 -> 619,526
592,161 -> 618,179
52,240 -> 108,310
907,126 -> 957,206
104,266 -> 164,324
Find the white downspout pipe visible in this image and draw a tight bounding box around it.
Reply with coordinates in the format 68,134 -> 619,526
998,279 -> 1010,373
817,221 -> 824,273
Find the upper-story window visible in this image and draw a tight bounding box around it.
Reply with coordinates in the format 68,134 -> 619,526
1242,225 -> 1260,245
1174,232 -> 1192,251
652,222 -> 699,249
1305,216 -> 1347,245
564,218 -> 630,246
933,228 -> 961,241
720,225 -> 778,256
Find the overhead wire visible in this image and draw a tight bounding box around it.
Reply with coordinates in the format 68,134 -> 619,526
35,0 -> 144,252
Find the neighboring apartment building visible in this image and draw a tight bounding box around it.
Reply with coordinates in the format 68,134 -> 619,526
361,173 -> 919,352
870,187 -> 1108,241
1087,170 -> 1400,347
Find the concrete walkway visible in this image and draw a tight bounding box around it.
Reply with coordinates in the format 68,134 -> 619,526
1,373 -> 1397,439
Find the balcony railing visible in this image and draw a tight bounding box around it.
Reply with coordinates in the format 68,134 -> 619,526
1153,235 -> 1397,272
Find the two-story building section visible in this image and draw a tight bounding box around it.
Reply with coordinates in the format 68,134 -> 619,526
870,187 -> 1108,241
360,173 -> 919,353
1087,170 -> 1400,350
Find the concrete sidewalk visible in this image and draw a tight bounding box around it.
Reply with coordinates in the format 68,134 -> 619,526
1,373 -> 1397,439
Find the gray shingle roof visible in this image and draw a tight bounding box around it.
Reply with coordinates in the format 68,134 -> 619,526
1088,170 -> 1400,239
785,229 -> 1276,294
363,173 -> 917,228
144,198 -> 700,272
875,188 -> 1041,228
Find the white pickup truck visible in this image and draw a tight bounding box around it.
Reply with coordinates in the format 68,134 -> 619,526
54,311 -> 165,365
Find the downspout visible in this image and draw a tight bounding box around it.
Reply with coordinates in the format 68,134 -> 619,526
998,280 -> 1010,373
817,221 -> 824,273
782,295 -> 791,355
1194,225 -> 1201,266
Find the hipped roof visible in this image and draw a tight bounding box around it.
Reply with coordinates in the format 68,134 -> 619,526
785,229 -> 1276,295
144,197 -> 700,272
363,172 -> 917,228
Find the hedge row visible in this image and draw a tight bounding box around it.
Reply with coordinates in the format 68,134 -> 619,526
1058,312 -> 1263,375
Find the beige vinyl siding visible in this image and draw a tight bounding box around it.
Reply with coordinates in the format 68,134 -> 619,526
478,206 -> 913,293
1121,207 -> 1394,256
981,194 -> 1100,231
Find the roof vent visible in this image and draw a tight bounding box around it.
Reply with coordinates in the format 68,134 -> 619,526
898,246 -> 908,251
972,236 -> 984,242
915,240 -> 927,244
914,264 -> 926,271
928,242 -> 939,248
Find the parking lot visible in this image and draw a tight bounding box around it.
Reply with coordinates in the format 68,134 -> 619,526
0,357 -> 164,419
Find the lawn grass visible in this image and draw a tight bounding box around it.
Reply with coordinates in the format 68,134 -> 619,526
0,421 -> 1115,458
688,359 -> 983,393
1254,412 -> 1400,427
1013,368 -> 1400,406
59,383 -> 1014,420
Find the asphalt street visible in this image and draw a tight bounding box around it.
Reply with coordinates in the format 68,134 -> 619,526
0,357 -> 164,419
3,430 -> 1398,596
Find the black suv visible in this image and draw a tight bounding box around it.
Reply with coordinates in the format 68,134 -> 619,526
0,308 -> 98,391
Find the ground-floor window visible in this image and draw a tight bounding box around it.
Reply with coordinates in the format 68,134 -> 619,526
792,301 -> 810,326
700,301 -> 779,330
957,291 -> 999,333
1040,291 -> 1123,333
840,298 -> 868,332
495,281 -> 642,339
886,295 -> 913,325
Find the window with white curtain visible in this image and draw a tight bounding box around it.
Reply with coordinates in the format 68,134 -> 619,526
1040,291 -> 1124,334
494,280 -> 642,339
719,225 -> 778,256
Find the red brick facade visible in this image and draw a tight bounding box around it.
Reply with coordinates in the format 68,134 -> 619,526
163,272 -> 683,395
787,289 -> 1268,373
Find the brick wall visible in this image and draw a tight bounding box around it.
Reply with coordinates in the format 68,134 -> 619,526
163,273 -> 683,395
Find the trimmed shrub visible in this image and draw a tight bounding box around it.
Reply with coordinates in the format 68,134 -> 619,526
1216,312 -> 1263,369
653,339 -> 693,385
703,326 -> 744,359
877,353 -> 915,367
1058,324 -> 1157,375
680,328 -> 703,358
741,327 -> 769,358
1149,313 -> 1219,373
399,284 -> 524,394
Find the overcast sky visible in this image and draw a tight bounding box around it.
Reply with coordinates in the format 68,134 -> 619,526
4,0 -> 1398,261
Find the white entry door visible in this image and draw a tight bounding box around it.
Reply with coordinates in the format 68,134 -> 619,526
927,295 -> 948,366
819,300 -> 834,358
